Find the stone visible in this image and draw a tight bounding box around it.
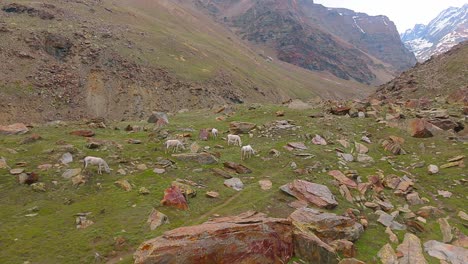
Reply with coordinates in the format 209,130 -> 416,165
20,134 -> 42,144
127,139 -> 142,144
139,187 -> 150,195
76,216 -> 94,229
0,157 -> 8,169
355,142 -> 368,154
382,136 -> 406,155
18,172 -> 39,185
438,190 -> 452,198
147,209 -> 169,230
339,153 -> 354,162
153,168 -> 165,174
280,180 -> 338,209
31,182 -> 46,192
161,186 -> 188,210
289,208 -> 364,243
62,168 -> 81,179
377,211 -> 406,230
206,191 -> 219,198
407,192 -> 424,205
190,142 -> 201,153
369,175 -> 384,193
330,106 -> 351,115
424,240 -> 468,264
428,164 -> 439,174
416,206 -> 444,218
0,123 -> 29,135
276,110 -> 285,117
69,130 -> 95,137
223,162 -> 252,174
328,170 -> 357,189
224,178 -> 244,191
378,243 -> 398,264
148,112 -> 169,126
330,239 -> 356,258
428,118 -> 463,131
211,168 -> 234,179
287,142 -> 308,150
409,119 -> 433,138
458,211 -> 468,221
60,152 -> 73,165
385,227 -> 399,244
71,174 -> 87,186
312,134 -> 327,145
136,164 -> 148,171
85,142 -> 101,149
338,259 -> 365,264
438,218 -> 453,243
10,168 -> 24,175
292,231 -> 338,264
134,211 -> 293,264
356,154 -> 374,163
358,112 -> 366,118
172,153 -> 218,165
259,179 -> 272,190
171,181 -> 196,198
229,121 -> 256,134
339,185 -> 353,203
269,149 -> 281,157
396,233 -> 427,264
114,180 -> 132,191
337,140 -> 351,148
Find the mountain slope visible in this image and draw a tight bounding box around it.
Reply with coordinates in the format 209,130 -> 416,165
375,41 -> 468,101
401,4 -> 467,62
0,0 -> 370,123
195,0 -> 416,85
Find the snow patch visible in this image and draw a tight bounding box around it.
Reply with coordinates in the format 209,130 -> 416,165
352,16 -> 365,34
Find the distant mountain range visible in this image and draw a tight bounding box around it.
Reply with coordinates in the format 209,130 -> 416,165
195,0 -> 416,85
401,4 -> 468,62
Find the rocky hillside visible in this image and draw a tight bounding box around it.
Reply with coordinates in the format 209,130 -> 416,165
375,41 -> 468,102
0,0 -> 370,123
402,4 -> 468,62
195,0 -> 416,85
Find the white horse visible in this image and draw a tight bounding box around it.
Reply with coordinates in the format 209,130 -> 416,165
83,156 -> 111,174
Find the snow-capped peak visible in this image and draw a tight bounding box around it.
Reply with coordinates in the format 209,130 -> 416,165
401,5 -> 467,62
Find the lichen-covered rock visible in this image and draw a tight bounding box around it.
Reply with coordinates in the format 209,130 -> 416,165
134,211 -> 293,264
280,180 -> 338,209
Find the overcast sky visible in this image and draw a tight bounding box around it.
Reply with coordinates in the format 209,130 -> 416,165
314,0 -> 467,33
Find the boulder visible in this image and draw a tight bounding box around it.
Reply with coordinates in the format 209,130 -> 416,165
356,154 -> 374,163
0,157 -> 8,169
134,211 -> 293,264
382,136 -> 406,155
147,209 -> 169,230
293,231 -> 338,264
20,134 -> 42,144
259,180 -> 272,190
409,119 -> 433,138
171,181 -> 196,198
62,168 -> 81,179
161,186 -> 188,210
148,112 -> 169,126
69,130 -> 95,137
427,164 -> 439,174
224,178 -> 244,191
60,152 -> 73,165
378,243 -> 398,264
406,192 -> 424,205
206,191 -> 219,198
172,153 -> 218,165
312,135 -> 327,145
114,180 -> 132,191
424,240 -> 468,264
438,218 -> 453,243
428,118 -> 463,131
280,180 -> 338,209
328,170 -> 357,189
211,168 -> 234,179
71,174 -> 87,186
0,123 -> 29,135
330,106 -> 351,115
229,121 -> 256,134
10,168 -> 24,175
289,208 -> 364,243
223,162 -> 252,174
396,233 -> 427,264
287,142 -> 308,150
354,143 -> 368,154
18,172 -> 39,185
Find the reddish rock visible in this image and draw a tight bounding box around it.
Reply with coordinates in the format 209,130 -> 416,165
405,98 -> 432,109
199,129 -> 209,141
330,106 -> 351,115
223,161 -> 252,174
280,180 -> 338,209
229,121 -> 256,134
160,186 -> 189,210
0,123 -> 29,135
328,170 -> 357,189
428,118 -> 463,131
147,112 -> 169,125
289,208 -> 364,243
409,119 -> 433,138
21,134 -> 42,144
368,175 -> 384,193
69,130 -> 95,137
134,211 -> 293,264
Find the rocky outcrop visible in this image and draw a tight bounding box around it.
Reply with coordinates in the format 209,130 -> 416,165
396,233 -> 427,264
424,240 -> 468,264
160,185 -> 189,210
280,180 -> 338,209
134,211 -> 293,264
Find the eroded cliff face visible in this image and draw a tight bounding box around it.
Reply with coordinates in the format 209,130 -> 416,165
196,0 -> 416,85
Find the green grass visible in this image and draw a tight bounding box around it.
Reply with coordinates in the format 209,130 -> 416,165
0,105 -> 467,264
